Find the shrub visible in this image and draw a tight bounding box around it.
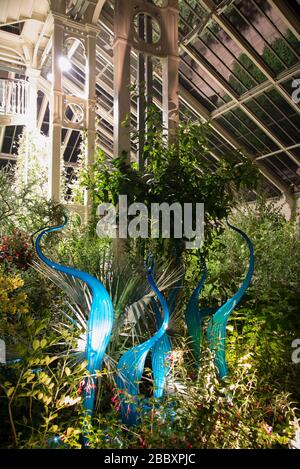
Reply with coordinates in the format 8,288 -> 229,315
0,230 -> 33,271
0,268 -> 28,317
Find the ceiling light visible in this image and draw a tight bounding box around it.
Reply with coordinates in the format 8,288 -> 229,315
58,56 -> 72,72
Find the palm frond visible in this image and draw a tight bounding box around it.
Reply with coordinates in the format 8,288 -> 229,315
32,249 -> 183,361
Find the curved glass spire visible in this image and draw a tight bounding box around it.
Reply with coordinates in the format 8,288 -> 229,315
115,253 -> 170,426
207,223 -> 255,379
35,216 -> 114,417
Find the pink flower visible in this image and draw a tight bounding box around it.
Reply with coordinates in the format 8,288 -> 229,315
166,350 -> 183,363
263,422 -> 273,435
77,379 -> 85,396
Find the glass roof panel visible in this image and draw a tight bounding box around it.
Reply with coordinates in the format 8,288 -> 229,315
245,100 -> 297,147
223,0 -> 300,74
179,0 -> 206,35
263,152 -> 300,189
180,52 -> 233,107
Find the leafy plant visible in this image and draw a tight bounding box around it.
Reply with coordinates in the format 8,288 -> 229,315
0,166 -> 65,235
78,109 -> 258,256
0,230 -> 33,271
0,267 -> 28,318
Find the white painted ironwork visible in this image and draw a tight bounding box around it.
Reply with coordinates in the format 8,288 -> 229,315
0,78 -> 29,117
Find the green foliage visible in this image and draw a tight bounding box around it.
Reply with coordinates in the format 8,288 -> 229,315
15,130 -> 48,196
78,110 -> 258,255
16,129 -> 68,202
0,125 -> 299,449
123,346 -> 298,449
1,198 -> 300,449
0,166 -> 65,234
191,199 -> 300,401
0,230 -> 33,271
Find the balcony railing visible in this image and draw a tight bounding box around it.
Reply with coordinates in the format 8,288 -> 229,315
0,78 -> 29,117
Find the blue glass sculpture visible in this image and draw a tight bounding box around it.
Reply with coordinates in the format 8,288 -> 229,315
151,297 -> 172,399
115,253 -> 170,425
35,216 -> 114,418
185,254 -> 216,364
206,222 -> 254,379
151,271 -> 181,398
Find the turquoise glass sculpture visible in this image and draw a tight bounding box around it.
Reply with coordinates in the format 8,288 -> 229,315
35,216 -> 114,418
115,253 -> 170,425
185,254 -> 216,364
207,222 -> 254,379
151,272 -> 181,398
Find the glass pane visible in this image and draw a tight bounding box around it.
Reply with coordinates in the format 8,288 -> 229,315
263,153 -> 300,187
223,0 -> 299,74
180,50 -> 235,107
245,100 -> 297,146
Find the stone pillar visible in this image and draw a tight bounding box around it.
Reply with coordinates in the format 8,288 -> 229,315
49,18 -> 64,202
113,0 -> 132,158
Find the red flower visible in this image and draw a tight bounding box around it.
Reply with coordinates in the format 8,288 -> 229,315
140,439 -> 146,449
77,379 -> 85,396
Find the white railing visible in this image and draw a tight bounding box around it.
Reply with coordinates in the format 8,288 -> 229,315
0,78 -> 29,117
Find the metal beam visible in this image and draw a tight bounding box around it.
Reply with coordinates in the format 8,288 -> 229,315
37,94 -> 49,130
181,13 -> 211,46
255,143 -> 300,161
69,39 -> 222,163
